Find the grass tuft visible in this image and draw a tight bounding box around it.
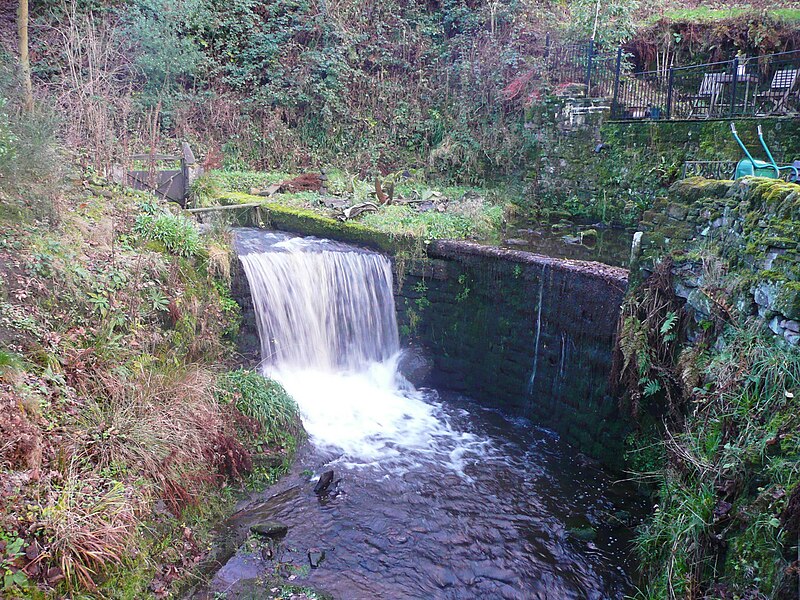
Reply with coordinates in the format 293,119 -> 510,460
217,369 -> 304,444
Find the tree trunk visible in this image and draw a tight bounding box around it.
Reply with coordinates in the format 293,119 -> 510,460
18,0 -> 34,112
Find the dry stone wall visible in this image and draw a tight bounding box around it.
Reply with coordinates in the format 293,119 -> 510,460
635,176 -> 800,345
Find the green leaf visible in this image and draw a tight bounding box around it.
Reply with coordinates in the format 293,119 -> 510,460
660,311 -> 678,336
642,378 -> 662,397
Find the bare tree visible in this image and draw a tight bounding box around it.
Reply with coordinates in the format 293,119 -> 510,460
18,0 -> 34,112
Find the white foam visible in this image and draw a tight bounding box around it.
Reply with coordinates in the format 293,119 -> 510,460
269,355 -> 478,469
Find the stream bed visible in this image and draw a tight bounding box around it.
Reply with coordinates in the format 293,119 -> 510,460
198,385 -> 644,600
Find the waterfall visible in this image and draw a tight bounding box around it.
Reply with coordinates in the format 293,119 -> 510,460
527,264 -> 547,394
235,230 -> 473,469
237,233 -> 399,371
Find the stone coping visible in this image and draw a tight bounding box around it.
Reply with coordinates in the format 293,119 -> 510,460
429,240 -> 629,288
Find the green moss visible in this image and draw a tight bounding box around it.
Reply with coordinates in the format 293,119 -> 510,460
669,177 -> 733,204
775,282 -> 800,319
258,200 -> 423,256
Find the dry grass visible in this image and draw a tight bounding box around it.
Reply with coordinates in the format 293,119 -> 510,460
205,237 -> 233,282
34,467 -> 139,591
75,366 -> 238,506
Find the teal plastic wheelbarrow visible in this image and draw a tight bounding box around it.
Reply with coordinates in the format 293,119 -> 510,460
731,123 -> 799,180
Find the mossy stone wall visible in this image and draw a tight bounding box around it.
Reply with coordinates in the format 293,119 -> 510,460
635,176 -> 800,344
525,93 -> 800,225
396,241 -> 630,466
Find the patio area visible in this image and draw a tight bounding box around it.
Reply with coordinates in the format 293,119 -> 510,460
611,49 -> 800,121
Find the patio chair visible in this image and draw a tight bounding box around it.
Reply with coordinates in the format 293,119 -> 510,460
755,68 -> 799,115
687,73 -> 725,118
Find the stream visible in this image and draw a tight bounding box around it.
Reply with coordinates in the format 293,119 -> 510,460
195,230 -> 644,599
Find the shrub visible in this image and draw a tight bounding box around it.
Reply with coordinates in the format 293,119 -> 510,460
188,172 -> 223,207
133,205 -> 200,257
0,65 -> 62,221
120,0 -> 203,126
0,97 -> 16,167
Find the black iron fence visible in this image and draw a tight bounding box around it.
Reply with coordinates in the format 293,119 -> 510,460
544,38 -> 619,98
611,49 -> 800,121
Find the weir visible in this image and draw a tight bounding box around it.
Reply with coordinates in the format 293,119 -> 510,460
230,221 -> 629,465
237,231 -> 398,371
233,229 -> 468,466
218,228 -> 643,598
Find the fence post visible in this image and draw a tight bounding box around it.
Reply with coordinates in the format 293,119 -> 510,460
666,67 -> 675,119
730,57 -> 739,118
611,47 -> 623,119
585,39 -> 595,93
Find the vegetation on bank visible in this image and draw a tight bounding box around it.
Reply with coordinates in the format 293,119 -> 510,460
621,287 -> 800,598
649,6 -> 800,24
11,0 -> 797,188
0,109 -> 303,598
192,169 -> 513,243
617,178 -> 800,598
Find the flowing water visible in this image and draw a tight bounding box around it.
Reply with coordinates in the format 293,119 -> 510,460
202,230 -> 643,599
502,223 -> 634,268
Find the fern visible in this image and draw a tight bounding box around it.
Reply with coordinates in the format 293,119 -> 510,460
621,315 -> 652,376
640,377 -> 662,398
660,311 -> 678,336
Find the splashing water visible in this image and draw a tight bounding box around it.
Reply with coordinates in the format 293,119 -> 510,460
216,229 -> 644,599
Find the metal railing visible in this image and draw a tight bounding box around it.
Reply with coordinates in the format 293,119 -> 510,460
544,38 -> 619,98
681,160 -> 738,180
611,49 -> 800,121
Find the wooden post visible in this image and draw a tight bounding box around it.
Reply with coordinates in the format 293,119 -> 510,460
17,0 -> 34,112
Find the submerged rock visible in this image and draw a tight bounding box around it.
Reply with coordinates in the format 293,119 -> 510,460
397,346 -> 434,386
314,470 -> 335,495
250,521 -> 288,539
308,548 -> 326,568
568,526 -> 597,542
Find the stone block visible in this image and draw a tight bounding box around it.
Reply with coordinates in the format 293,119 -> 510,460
782,319 -> 800,333
667,203 -> 689,221
776,285 -> 800,320
753,282 -> 780,309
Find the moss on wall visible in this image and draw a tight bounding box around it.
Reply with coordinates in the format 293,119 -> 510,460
621,175 -> 800,598
524,92 -> 800,227
196,193 -> 422,256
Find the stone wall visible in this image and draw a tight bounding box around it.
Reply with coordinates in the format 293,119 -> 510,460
230,257 -> 261,366
634,176 -> 800,345
524,94 -> 800,226
396,241 -> 630,465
